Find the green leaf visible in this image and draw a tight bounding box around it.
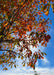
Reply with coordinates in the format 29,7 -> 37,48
41,52 -> 47,56
8,15 -> 11,20
41,52 -> 44,56
35,54 -> 38,60
43,52 -> 47,55
0,35 -> 3,38
11,2 -> 14,8
30,32 -> 34,35
33,40 -> 36,44
18,43 -> 20,46
36,32 -> 39,37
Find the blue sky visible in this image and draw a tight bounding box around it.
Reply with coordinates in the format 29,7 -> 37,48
37,6 -> 54,68
0,4 -> 54,75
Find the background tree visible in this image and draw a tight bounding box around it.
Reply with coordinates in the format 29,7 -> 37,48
0,0 -> 53,70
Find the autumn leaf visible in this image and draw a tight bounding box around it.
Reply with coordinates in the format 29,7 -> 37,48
3,22 -> 8,27
27,25 -> 31,31
42,57 -> 44,59
3,67 -> 8,70
45,11 -> 49,16
18,55 -> 20,58
14,65 -> 16,68
21,56 -> 23,60
0,0 -> 52,70
23,63 -> 25,67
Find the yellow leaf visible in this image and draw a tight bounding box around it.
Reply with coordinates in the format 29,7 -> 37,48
0,35 -> 3,38
51,4 -> 53,8
9,49 -> 12,50
21,56 -> 23,60
45,11 -> 49,15
3,67 -> 8,70
23,63 -> 25,67
14,21 -> 18,24
3,4 -> 5,7
3,22 -> 8,27
18,55 -> 20,58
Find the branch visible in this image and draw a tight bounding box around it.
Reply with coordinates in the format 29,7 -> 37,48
0,48 -> 16,54
0,48 -> 23,57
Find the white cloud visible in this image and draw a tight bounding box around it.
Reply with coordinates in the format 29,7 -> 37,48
36,61 -> 39,67
41,57 -> 49,65
0,67 -> 54,75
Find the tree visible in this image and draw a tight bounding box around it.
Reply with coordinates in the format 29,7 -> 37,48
0,0 -> 52,70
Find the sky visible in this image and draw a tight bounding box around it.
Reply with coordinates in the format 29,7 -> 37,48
0,4 -> 54,75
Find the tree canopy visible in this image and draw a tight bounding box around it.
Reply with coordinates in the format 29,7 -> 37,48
0,0 -> 53,70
